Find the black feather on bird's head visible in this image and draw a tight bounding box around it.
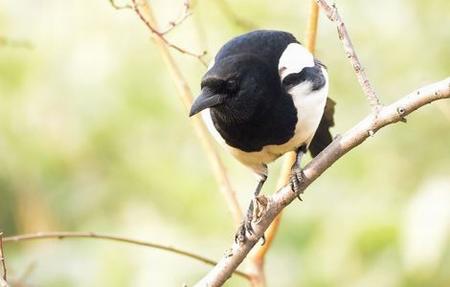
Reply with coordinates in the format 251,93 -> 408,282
189,54 -> 281,123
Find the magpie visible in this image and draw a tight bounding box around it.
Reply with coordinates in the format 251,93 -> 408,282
189,30 -> 335,242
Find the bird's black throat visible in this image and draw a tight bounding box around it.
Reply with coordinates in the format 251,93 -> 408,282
210,91 -> 297,152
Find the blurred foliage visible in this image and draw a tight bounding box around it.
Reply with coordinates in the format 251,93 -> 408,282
0,0 -> 449,286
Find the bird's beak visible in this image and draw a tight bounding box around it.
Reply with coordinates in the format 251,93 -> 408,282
189,89 -> 225,117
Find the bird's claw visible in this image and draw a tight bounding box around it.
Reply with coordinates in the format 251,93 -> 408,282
234,220 -> 266,245
234,221 -> 247,243
234,196 -> 268,244
234,218 -> 254,244
290,168 -> 305,199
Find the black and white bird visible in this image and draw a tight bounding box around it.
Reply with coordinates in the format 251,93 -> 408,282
189,30 -> 335,241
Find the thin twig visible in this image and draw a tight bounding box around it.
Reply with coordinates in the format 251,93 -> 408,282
316,0 -> 382,113
194,78 -> 450,286
109,0 -> 191,34
159,0 -> 193,35
2,231 -> 250,280
117,0 -> 243,227
305,1 -> 320,52
247,2 -> 321,286
131,0 -> 207,66
0,233 -> 7,284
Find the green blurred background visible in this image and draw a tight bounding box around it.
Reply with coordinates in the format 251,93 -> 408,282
1,0 -> 449,286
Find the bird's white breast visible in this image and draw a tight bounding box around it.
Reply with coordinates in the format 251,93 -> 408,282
264,42 -> 328,156
276,67 -> 329,150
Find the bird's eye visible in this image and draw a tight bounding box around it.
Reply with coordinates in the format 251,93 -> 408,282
226,79 -> 238,92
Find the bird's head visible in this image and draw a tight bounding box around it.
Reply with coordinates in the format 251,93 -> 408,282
189,54 -> 280,123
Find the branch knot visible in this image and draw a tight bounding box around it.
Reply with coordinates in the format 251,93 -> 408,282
397,106 -> 407,122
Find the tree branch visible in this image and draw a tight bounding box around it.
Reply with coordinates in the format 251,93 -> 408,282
316,0 -> 382,113
305,1 -> 320,53
127,0 -> 243,226
158,0 -> 192,35
125,0 -> 207,66
3,231 -> 250,280
194,77 -> 450,286
110,0 -> 193,35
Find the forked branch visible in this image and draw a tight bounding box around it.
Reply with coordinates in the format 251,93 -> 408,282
158,0 -> 192,35
316,0 -> 382,112
111,0 -> 243,229
194,78 -> 450,286
111,0 -> 208,65
132,0 -> 207,65
3,231 -> 250,280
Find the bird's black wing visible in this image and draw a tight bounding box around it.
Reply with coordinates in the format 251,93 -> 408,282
309,97 -> 336,157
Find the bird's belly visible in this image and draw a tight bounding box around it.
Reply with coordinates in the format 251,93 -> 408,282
229,146 -> 282,166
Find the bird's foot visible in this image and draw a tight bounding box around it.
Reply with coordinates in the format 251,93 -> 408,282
234,219 -> 253,244
290,168 -> 305,201
234,196 -> 268,244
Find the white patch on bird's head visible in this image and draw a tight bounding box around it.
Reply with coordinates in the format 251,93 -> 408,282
278,43 -> 314,80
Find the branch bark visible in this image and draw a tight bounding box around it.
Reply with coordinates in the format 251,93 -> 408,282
158,0 -> 192,35
194,77 -> 450,286
3,231 -> 251,280
130,0 -> 207,66
316,0 -> 382,113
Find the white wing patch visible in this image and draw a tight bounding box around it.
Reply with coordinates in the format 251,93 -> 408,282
278,43 -> 315,80
253,67 -> 329,164
288,66 -> 329,146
